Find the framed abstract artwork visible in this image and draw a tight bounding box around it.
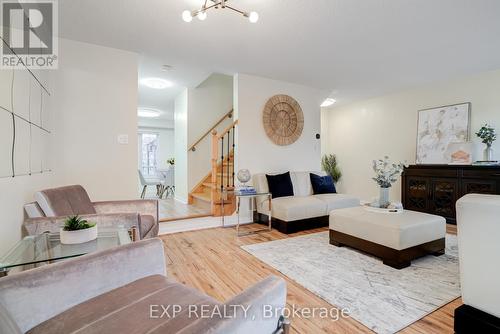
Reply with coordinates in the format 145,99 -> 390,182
416,103 -> 471,164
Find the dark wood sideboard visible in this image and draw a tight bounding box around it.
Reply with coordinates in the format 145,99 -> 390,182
402,165 -> 500,224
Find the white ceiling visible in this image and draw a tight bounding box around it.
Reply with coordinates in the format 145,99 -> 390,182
137,56 -> 206,121
59,0 -> 500,106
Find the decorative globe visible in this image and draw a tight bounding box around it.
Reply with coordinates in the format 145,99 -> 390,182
237,169 -> 251,185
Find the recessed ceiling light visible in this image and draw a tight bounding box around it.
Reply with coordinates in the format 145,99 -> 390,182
321,98 -> 336,107
139,78 -> 173,89
138,108 -> 161,118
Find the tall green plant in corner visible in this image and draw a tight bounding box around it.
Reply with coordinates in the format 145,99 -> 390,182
321,154 -> 342,183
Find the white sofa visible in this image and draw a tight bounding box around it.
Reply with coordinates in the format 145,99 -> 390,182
253,171 -> 360,233
455,194 -> 500,333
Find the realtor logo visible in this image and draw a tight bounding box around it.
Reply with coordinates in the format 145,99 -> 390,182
1,0 -> 58,69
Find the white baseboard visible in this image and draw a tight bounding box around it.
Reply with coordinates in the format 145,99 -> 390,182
158,214 -> 253,235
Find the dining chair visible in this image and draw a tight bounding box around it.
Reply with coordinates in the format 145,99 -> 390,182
138,169 -> 162,199
159,166 -> 175,198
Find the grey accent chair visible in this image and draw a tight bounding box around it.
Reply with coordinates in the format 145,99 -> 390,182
23,185 -> 159,240
0,239 -> 288,334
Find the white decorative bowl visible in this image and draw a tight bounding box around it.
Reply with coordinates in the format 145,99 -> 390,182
60,225 -> 98,244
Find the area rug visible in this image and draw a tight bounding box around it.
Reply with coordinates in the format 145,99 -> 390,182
242,232 -> 460,334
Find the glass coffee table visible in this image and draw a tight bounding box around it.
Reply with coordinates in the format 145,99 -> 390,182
0,226 -> 132,277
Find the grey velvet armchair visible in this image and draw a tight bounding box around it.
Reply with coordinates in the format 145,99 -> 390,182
23,185 -> 159,240
0,239 -> 288,334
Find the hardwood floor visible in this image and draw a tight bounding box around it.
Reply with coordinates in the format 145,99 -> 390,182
158,198 -> 211,222
160,224 -> 461,334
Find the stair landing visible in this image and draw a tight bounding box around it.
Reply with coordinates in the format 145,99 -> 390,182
159,198 -> 212,222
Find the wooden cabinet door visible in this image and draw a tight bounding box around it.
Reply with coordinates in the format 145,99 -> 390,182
461,179 -> 497,196
405,177 -> 430,212
429,178 -> 459,219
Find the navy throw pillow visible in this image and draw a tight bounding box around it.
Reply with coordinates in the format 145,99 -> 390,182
266,172 -> 294,199
310,173 -> 337,194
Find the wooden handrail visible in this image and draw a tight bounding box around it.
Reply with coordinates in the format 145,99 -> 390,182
217,120 -> 239,140
188,109 -> 233,152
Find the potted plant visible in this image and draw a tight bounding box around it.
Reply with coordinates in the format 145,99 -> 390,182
60,215 -> 97,244
321,154 -> 342,183
167,158 -> 175,166
372,156 -> 406,208
476,124 -> 497,161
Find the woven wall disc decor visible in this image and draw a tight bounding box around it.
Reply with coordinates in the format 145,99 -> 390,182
262,94 -> 304,146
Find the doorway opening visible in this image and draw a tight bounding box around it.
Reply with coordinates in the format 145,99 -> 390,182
137,57 -> 212,222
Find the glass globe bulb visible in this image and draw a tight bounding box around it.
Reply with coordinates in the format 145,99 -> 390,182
197,11 -> 207,21
248,11 -> 259,23
182,10 -> 193,22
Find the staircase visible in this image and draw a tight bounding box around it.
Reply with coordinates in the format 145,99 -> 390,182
188,112 -> 237,217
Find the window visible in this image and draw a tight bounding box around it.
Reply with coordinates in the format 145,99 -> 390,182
138,132 -> 159,176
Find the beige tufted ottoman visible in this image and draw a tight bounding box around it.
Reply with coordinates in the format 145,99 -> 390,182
329,206 -> 446,269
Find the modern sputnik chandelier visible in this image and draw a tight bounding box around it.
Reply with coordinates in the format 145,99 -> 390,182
182,0 -> 259,23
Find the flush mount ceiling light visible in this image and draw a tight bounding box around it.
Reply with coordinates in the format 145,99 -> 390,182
138,108 -> 161,118
321,98 -> 337,107
183,0 -> 259,23
139,78 -> 173,89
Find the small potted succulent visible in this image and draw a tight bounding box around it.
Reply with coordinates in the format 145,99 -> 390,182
60,215 -> 97,244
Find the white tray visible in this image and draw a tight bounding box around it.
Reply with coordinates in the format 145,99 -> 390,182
363,203 -> 403,214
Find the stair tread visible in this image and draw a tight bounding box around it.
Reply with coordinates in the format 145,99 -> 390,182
214,200 -> 234,205
191,192 -> 234,206
191,192 -> 211,202
202,182 -> 234,188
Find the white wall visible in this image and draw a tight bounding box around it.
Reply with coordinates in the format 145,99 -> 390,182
50,39 -> 138,201
323,68 -> 500,202
234,73 -> 325,177
174,89 -> 188,202
187,74 -> 233,191
0,69 -> 54,254
187,74 -> 233,145
0,65 -> 54,254
138,117 -> 174,130
0,38 -> 139,253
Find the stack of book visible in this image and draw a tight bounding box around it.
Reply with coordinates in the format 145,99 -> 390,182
236,186 -> 257,195
472,161 -> 500,166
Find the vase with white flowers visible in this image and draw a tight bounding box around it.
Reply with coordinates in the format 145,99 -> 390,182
372,156 -> 406,208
